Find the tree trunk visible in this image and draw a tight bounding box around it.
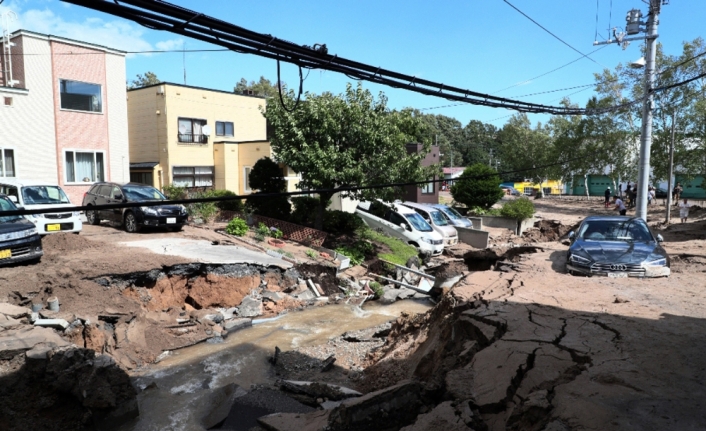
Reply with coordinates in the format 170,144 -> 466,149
584,174 -> 590,201
315,191 -> 334,231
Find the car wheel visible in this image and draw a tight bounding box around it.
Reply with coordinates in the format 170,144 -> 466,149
86,207 -> 100,225
124,212 -> 141,233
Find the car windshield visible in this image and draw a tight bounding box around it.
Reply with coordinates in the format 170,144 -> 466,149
429,210 -> 449,226
578,220 -> 654,242
0,197 -> 22,223
123,186 -> 166,202
404,213 -> 433,232
438,205 -> 462,220
21,186 -> 71,205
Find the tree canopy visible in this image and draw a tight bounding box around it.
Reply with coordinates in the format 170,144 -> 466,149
127,71 -> 159,89
450,163 -> 504,209
234,76 -> 282,98
264,82 -> 436,229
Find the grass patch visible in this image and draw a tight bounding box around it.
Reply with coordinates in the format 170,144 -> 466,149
360,228 -> 419,266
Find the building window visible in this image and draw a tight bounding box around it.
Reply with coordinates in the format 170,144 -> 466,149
172,166 -> 213,187
216,121 -> 234,136
523,187 -> 534,196
421,181 -> 434,194
178,118 -> 208,143
0,149 -> 15,177
59,80 -> 102,113
65,151 -> 104,183
244,166 -> 252,192
130,172 -> 153,186
3,97 -> 12,107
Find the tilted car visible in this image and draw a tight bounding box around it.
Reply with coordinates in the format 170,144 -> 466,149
82,182 -> 188,233
566,215 -> 670,278
427,203 -> 473,228
399,201 -> 458,246
0,194 -> 43,266
355,200 -> 444,256
0,179 -> 82,235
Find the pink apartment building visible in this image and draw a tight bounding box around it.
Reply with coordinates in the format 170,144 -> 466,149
0,30 -> 129,204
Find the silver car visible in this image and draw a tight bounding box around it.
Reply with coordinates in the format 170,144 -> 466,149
428,204 -> 472,228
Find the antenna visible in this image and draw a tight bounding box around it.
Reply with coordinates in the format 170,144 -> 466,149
182,41 -> 186,85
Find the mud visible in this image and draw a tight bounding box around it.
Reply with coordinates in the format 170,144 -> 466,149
522,219 -> 577,242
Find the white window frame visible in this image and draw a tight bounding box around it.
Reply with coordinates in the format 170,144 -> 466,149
58,79 -> 103,114
171,166 -> 214,188
215,120 -> 234,137
243,166 -> 252,193
63,149 -> 106,184
421,181 -> 434,194
0,148 -> 17,178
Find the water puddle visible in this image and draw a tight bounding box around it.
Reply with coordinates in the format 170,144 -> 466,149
122,299 -> 432,431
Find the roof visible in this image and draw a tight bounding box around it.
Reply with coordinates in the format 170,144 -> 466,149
443,167 -> 465,174
0,178 -> 60,187
130,162 -> 159,169
11,29 -> 126,55
401,201 -> 441,212
127,82 -> 267,99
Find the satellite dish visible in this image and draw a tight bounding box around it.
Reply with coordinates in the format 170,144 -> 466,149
202,125 -> 212,136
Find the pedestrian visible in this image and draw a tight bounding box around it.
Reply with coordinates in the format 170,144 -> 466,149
679,198 -> 691,223
613,195 -> 627,216
673,183 -> 683,206
604,187 -> 611,208
625,181 -> 631,199
649,187 -> 656,205
647,186 -> 653,206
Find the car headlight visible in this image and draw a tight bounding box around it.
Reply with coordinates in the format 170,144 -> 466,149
179,205 -> 188,214
32,213 -> 44,219
421,237 -> 433,244
569,254 -> 591,265
0,228 -> 37,241
141,206 -> 158,216
28,227 -> 38,236
644,257 -> 667,267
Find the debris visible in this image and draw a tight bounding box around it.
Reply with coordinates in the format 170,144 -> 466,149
307,279 -> 321,297
237,296 -> 263,318
270,346 -> 281,365
321,355 -> 336,372
222,318 -> 252,336
0,303 -> 31,319
614,296 -> 630,304
47,296 -> 60,312
33,318 -> 70,330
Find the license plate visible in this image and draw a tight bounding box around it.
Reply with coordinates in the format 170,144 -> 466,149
0,249 -> 10,259
46,224 -> 61,232
608,272 -> 627,278
166,217 -> 177,224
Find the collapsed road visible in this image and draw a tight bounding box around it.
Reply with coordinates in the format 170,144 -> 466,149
2,204 -> 706,430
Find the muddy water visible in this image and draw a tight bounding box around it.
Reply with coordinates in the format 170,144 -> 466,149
121,299 -> 432,431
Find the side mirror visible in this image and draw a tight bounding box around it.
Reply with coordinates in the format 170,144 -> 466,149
114,194 -> 123,201
657,234 -> 664,243
568,231 -> 575,241
8,195 -> 18,203
400,223 -> 409,231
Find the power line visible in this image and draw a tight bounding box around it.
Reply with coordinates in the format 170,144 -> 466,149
502,0 -> 605,68
59,0 -> 634,117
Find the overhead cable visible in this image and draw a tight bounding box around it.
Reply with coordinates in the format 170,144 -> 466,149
60,0 -> 635,116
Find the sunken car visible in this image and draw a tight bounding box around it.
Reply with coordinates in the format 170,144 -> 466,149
566,215 -> 670,278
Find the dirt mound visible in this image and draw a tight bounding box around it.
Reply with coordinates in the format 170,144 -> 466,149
523,220 -> 577,242
669,253 -> 706,273
296,264 -> 340,296
41,232 -> 98,253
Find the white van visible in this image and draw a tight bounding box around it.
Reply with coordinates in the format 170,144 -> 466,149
355,200 -> 444,256
399,201 -> 458,247
0,179 -> 82,235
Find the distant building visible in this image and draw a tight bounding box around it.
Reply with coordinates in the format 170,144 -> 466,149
442,167 -> 465,185
0,30 -> 129,203
126,82 -> 298,194
402,143 -> 440,204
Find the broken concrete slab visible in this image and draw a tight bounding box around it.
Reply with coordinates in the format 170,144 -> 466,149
0,326 -> 70,360
380,286 -> 400,304
0,314 -> 21,329
281,380 -> 362,400
222,318 -> 252,336
33,318 -> 70,330
0,302 -> 31,318
294,290 -> 316,301
238,296 -> 263,318
400,401 -> 471,431
396,287 -> 417,300
258,410 -> 332,431
221,388 -> 315,430
263,291 -> 285,303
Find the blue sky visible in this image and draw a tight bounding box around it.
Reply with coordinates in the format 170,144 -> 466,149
2,0 -> 704,128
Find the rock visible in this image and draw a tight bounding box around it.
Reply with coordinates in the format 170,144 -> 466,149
321,355 -> 336,372
406,256 -> 421,268
84,324 -> 107,353
400,401 -> 469,431
294,290 -> 316,301
222,388 -> 315,430
396,287 -> 416,300
613,296 -> 630,304
237,296 -> 263,318
0,314 -> 21,329
281,380 -> 363,401
223,318 -> 252,336
380,286 -> 400,304
263,291 -> 285,303
0,302 -> 31,318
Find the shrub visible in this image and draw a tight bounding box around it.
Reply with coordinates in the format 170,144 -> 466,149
186,191 -> 218,223
162,185 -> 187,200
369,281 -> 384,298
335,240 -> 374,266
205,189 -> 244,212
290,196 -> 324,225
245,156 -> 291,221
270,227 -> 284,239
256,222 -> 270,237
225,217 -> 249,236
305,249 -> 318,259
246,194 -> 291,221
254,233 -> 265,242
323,210 -> 365,235
500,198 -> 535,220
450,163 -> 505,209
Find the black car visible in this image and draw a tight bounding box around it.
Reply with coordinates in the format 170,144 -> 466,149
0,194 -> 43,265
82,182 -> 188,233
566,215 -> 670,278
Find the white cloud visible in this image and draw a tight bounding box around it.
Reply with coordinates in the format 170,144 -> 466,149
0,0 -> 180,56
155,38 -> 184,51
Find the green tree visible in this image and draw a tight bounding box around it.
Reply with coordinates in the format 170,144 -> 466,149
245,157 -> 291,220
234,76 -> 282,98
127,71 -> 159,89
451,163 -> 504,209
264,82 -> 436,229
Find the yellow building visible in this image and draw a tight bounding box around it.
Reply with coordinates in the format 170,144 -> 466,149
127,82 -> 298,195
513,179 -> 563,196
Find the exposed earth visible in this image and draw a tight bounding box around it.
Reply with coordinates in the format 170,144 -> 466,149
1,197 -> 706,430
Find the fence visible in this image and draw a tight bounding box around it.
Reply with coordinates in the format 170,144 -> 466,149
217,211 -> 327,247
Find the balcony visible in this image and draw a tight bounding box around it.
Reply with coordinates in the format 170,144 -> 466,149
178,133 -> 208,144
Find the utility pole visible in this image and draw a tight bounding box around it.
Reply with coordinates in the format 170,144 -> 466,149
594,0 -> 666,221
665,110 -> 676,223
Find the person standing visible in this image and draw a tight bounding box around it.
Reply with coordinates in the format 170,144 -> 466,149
673,183 -> 683,206
679,198 -> 691,223
613,195 -> 627,216
604,187 -> 611,208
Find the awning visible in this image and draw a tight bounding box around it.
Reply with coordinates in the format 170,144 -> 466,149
130,162 -> 159,169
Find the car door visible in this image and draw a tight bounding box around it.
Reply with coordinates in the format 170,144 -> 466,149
386,211 -> 411,241
108,185 -> 125,223
92,185 -> 110,220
